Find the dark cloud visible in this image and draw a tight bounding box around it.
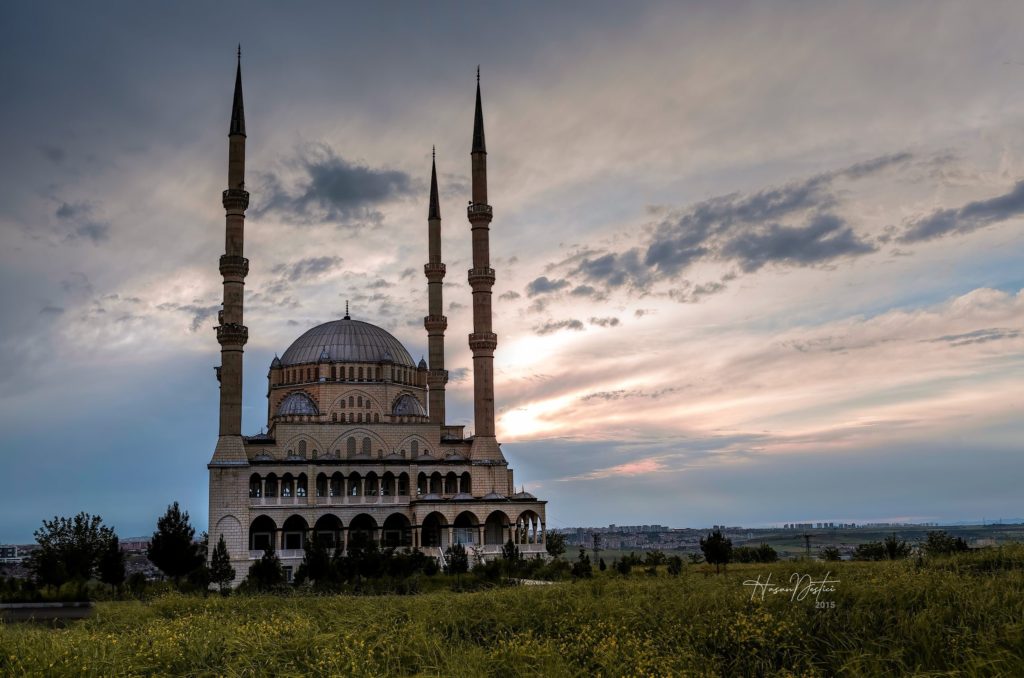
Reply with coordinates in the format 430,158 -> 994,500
533,319 -> 585,335
634,308 -> 653,318
270,256 -> 343,282
60,272 -> 93,296
720,213 -> 875,272
526,276 -> 571,296
667,280 -> 729,304
926,328 -> 1021,347
399,267 -> 417,280
569,284 -> 607,300
499,290 -> 521,301
588,316 -> 620,327
39,305 -> 65,315
255,145 -> 413,225
837,152 -> 913,180
569,154 -> 904,291
55,201 -> 110,243
39,145 -> 66,164
367,278 -> 393,289
899,180 -> 1024,243
156,302 -> 220,332
448,302 -> 465,311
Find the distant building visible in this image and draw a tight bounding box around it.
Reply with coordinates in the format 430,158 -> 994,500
0,545 -> 24,564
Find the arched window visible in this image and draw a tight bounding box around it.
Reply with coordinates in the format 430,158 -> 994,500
358,367 -> 364,380
347,438 -> 356,457
296,474 -> 307,497
249,474 -> 262,498
331,366 -> 336,380
348,396 -> 354,407
411,440 -> 419,456
375,367 -> 382,380
357,413 -> 362,423
362,437 -> 371,456
357,396 -> 363,407
373,413 -> 379,423
298,440 -> 307,457
331,413 -> 337,422
312,449 -> 318,460
365,400 -> 371,410
348,367 -> 354,380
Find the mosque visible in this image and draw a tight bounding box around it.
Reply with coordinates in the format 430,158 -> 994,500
206,54 -> 547,582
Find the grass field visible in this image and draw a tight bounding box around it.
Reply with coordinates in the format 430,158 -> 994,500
2,546 -> 1023,676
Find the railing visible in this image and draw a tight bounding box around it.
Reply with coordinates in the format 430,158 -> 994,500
467,203 -> 492,218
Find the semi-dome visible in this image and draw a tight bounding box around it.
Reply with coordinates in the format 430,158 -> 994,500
392,394 -> 427,417
277,392 -> 319,417
280,318 -> 415,367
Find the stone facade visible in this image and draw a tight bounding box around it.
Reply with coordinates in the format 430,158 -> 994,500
207,58 -> 547,584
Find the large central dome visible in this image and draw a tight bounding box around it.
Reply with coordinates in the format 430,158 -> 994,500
279,318 -> 415,367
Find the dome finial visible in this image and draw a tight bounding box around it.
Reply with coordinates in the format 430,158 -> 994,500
344,300 -> 350,319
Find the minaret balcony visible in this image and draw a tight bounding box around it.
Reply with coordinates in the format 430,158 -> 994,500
424,315 -> 448,332
219,255 -> 250,279
216,323 -> 249,346
467,268 -> 496,287
222,188 -> 250,212
424,262 -> 446,281
427,369 -> 449,386
469,332 -> 498,351
467,203 -> 493,220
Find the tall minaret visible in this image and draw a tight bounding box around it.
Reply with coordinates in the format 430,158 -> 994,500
424,148 -> 449,425
467,70 -> 503,461
212,47 -> 250,464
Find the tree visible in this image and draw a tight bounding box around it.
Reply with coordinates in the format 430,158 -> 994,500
500,538 -> 522,576
147,502 -> 203,584
644,550 -> 667,568
28,512 -> 116,587
445,543 -> 469,576
883,533 -> 912,560
297,534 -> 331,586
699,529 -> 733,573
614,558 -> 632,576
571,547 -> 592,579
209,535 -> 236,593
598,557 -> 607,572
924,531 -> 969,556
545,532 -> 567,560
246,546 -> 285,590
98,534 -> 126,591
666,555 -> 683,576
819,546 -> 842,562
852,541 -> 886,561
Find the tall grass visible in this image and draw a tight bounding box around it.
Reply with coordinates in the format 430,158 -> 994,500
2,546 -> 1022,676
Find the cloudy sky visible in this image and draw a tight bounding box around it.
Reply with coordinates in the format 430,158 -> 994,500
2,2 -> 1023,541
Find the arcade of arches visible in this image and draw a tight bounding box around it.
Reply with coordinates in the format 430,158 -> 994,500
247,509 -> 544,552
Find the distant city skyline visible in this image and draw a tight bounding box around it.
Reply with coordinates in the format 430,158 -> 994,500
2,1 -> 1023,542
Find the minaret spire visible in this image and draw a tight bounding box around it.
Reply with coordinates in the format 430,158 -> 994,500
472,68 -> 486,155
467,70 -> 503,464
425,148 -> 448,425
212,47 -> 251,465
230,46 -> 246,138
428,148 -> 441,220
